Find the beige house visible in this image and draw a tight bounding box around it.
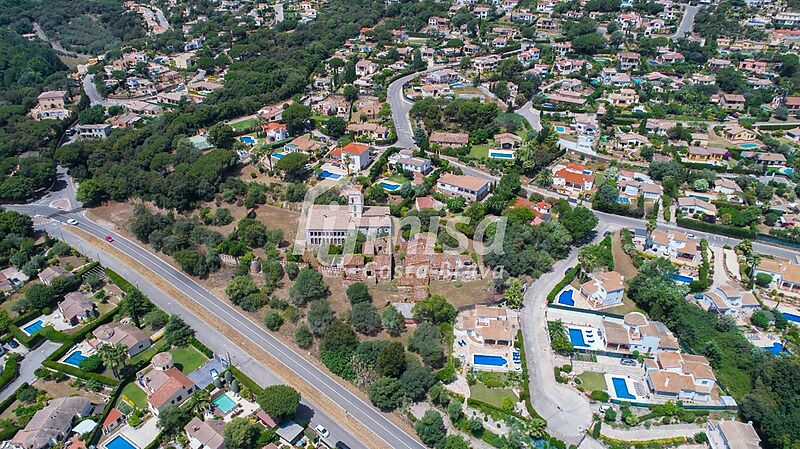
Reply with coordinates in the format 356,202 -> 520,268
141,366 -> 197,414
92,322 -> 152,357
435,173 -> 491,202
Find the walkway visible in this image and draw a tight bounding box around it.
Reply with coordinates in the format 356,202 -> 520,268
601,422 -> 704,441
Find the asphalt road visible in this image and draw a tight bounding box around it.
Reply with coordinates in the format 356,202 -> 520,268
0,341 -> 61,402
83,75 -> 116,108
5,200 -> 426,449
520,225 -> 611,445
275,3 -> 285,23
386,64 -> 450,149
672,5 -> 699,40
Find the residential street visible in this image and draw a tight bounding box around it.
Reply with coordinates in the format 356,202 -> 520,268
519,223 -> 612,445
0,341 -> 61,402
672,5 -> 699,40
386,64 -> 451,148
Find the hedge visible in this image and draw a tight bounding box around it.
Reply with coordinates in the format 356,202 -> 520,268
190,337 -> 214,359
547,266 -> 579,303
675,217 -> 756,239
87,377 -> 129,447
75,261 -> 100,277
104,268 -> 133,292
0,354 -> 20,390
598,435 -> 688,446
230,366 -> 263,395
41,360 -> 118,386
513,330 -> 543,421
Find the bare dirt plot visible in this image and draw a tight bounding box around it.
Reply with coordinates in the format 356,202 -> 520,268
429,278 -> 498,308
612,231 -> 639,279
32,379 -> 107,403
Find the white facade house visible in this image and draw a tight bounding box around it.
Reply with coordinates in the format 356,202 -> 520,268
580,271 -> 625,309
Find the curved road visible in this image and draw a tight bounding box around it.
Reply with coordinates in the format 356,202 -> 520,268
672,5 -> 699,40
387,64 -> 451,148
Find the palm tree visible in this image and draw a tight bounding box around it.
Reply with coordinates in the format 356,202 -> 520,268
97,343 -> 128,378
189,389 -> 211,415
646,218 -> 657,238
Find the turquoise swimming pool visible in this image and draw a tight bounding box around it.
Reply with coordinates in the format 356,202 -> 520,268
611,377 -> 635,400
555,126 -> 567,133
64,350 -> 88,367
213,393 -> 237,414
105,435 -> 138,449
380,181 -> 401,191
568,328 -> 587,347
473,354 -> 507,367
490,152 -> 514,159
320,170 -> 341,180
739,143 -> 759,149
239,136 -> 256,145
23,320 -> 43,335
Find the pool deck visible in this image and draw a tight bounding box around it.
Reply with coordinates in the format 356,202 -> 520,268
58,341 -> 96,366
604,373 -> 649,402
22,310 -> 77,335
208,391 -> 259,422
453,337 -> 520,373
104,417 -> 159,449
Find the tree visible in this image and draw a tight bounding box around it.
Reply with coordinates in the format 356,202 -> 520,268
751,310 -> 771,328
755,273 -> 773,288
415,410 -> 446,448
504,278 -> 524,308
288,268 -> 329,305
572,33 -> 606,54
282,104 -> 311,136
122,288 -> 152,328
693,179 -> 709,192
307,299 -> 335,336
224,417 -> 262,449
23,284 -> 55,311
325,116 -> 347,137
97,343 -> 127,378
343,84 -> 359,104
295,325 -> 313,349
264,311 -> 283,331
409,323 -> 445,368
164,314 -> 194,346
447,398 -> 463,423
368,376 -> 404,409
376,341 -> 406,377
0,210 -> 34,237
208,123 -> 235,148
226,275 -> 259,306
559,206 -> 598,242
79,355 -> 104,373
382,305 -> 406,337
346,282 -> 371,305
157,404 -> 189,438
189,389 -> 211,414
351,302 -> 381,335
412,295 -> 456,324
400,364 -> 436,401
257,385 -> 301,420
274,152 -> 309,180
443,435 -> 469,449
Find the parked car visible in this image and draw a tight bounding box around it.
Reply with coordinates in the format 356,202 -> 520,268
7,339 -> 19,349
335,443 -> 351,449
620,358 -> 637,366
67,219 -> 78,225
315,425 -> 329,438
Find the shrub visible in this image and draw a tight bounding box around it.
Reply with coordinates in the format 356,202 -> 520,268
590,390 -> 610,402
263,311 -> 284,331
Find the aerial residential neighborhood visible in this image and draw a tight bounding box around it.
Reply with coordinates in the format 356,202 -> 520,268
1,0 -> 800,448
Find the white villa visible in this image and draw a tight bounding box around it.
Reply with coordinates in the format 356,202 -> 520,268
579,271 -> 625,309
703,284 -> 760,317
455,305 -> 519,347
646,229 -> 701,265
645,352 -> 717,402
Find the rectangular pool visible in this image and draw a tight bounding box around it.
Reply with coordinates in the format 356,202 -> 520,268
568,328 -> 587,347
473,354 -> 507,367
611,377 -> 636,400
23,320 -> 43,335
105,435 -> 138,449
670,274 -> 694,284
213,393 -> 238,414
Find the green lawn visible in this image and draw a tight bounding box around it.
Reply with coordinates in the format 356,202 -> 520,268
229,117 -> 258,132
468,145 -> 490,159
120,382 -> 147,409
576,371 -> 607,392
469,383 -> 518,409
170,346 -> 208,374
386,174 -> 409,183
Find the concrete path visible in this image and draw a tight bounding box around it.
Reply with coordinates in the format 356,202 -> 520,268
601,422 -> 704,441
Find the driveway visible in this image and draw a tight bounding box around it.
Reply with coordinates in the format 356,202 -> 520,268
0,341 -> 61,401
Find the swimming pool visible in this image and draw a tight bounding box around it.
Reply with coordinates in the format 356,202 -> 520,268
380,181 -> 401,191
555,126 -> 566,133
473,354 -> 507,367
558,290 -> 574,306
670,274 -> 694,284
64,350 -> 88,367
320,170 -> 341,180
568,328 -> 587,347
239,136 -> 256,145
272,152 -> 285,159
739,143 -> 759,149
611,377 -> 635,400
615,197 -> 630,204
783,312 -> 800,323
23,320 -> 43,335
105,435 -> 138,449
490,152 -> 514,159
213,393 -> 238,414
782,168 -> 795,175
767,342 -> 783,355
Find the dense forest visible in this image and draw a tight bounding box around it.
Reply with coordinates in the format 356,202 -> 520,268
0,0 -> 145,53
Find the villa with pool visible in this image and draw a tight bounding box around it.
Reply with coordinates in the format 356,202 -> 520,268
454,305 -> 522,373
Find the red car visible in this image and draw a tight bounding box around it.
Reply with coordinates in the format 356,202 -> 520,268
104,235 -> 114,242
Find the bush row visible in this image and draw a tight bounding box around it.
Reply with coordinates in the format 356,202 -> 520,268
0,354 -> 20,390
675,217 -> 757,239
104,268 -> 133,292
190,337 -> 214,359
547,266 -> 579,303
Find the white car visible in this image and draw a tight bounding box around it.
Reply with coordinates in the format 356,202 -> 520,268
315,424 -> 329,439
66,219 -> 78,225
